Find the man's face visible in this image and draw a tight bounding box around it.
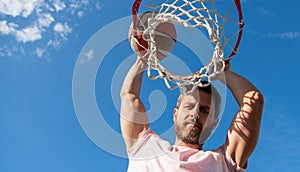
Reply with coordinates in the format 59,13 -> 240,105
174,90 -> 216,145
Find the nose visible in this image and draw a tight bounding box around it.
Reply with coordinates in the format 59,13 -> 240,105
189,107 -> 199,118
189,113 -> 199,120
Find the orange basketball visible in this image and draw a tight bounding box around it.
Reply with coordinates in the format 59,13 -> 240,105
128,12 -> 177,60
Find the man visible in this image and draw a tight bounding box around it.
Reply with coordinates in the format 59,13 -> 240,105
120,57 -> 264,171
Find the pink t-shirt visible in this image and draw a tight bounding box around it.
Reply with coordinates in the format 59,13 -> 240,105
127,129 -> 246,172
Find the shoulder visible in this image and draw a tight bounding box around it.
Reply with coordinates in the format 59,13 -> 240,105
128,128 -> 171,159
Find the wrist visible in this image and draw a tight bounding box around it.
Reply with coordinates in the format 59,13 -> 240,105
135,56 -> 148,70
131,58 -> 147,75
219,70 -> 233,86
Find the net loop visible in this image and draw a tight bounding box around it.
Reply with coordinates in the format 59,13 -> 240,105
131,0 -> 244,92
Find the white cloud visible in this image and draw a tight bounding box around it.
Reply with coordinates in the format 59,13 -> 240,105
265,32 -> 300,40
46,39 -> 53,47
53,23 -> 64,32
53,22 -> 72,39
0,0 -> 43,17
53,0 -> 66,12
47,39 -> 61,49
15,26 -> 42,43
77,11 -> 84,18
0,45 -> 13,57
0,0 -> 103,58
36,47 -> 46,57
257,7 -> 274,18
95,2 -> 103,10
0,45 -> 24,57
79,49 -> 94,64
0,20 -> 44,43
85,49 -> 94,62
68,1 -> 90,16
0,20 -> 17,35
37,13 -> 54,28
0,13 -> 54,43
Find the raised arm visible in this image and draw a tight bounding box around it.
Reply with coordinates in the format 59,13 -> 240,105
221,69 -> 264,167
120,57 -> 150,149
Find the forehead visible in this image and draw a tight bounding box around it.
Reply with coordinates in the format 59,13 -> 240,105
181,91 -> 212,105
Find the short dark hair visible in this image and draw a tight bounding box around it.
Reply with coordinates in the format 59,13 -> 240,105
176,81 -> 221,118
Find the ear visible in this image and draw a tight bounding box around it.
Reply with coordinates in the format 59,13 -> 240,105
173,108 -> 178,122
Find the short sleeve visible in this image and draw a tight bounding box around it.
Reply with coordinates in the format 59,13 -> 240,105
127,128 -> 157,157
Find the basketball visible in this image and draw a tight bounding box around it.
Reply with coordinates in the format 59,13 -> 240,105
128,12 -> 177,60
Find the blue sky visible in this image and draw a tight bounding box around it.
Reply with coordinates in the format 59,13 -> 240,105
1,0 -> 300,171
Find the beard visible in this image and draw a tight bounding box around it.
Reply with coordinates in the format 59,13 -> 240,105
175,122 -> 203,145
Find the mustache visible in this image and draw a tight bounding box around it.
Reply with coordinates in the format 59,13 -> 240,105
186,118 -> 202,130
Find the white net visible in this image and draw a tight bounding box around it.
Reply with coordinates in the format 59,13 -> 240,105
131,0 -> 244,93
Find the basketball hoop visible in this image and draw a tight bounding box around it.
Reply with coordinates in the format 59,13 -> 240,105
130,0 -> 244,93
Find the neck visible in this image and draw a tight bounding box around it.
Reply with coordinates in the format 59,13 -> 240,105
175,138 -> 203,150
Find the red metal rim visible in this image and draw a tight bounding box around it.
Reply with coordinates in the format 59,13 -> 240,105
132,0 -> 244,64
